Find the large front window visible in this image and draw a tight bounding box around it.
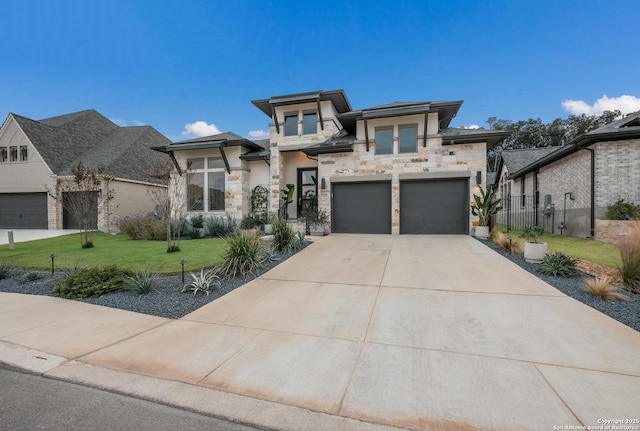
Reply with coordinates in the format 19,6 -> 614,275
187,157 -> 225,212
374,128 -> 393,155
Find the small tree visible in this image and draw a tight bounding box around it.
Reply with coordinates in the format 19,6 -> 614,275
60,162 -> 113,248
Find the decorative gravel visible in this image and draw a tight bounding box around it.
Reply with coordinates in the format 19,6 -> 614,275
476,238 -> 640,333
0,247 -> 304,320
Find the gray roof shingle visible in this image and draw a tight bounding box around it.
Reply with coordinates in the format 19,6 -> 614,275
11,110 -> 170,184
500,147 -> 561,173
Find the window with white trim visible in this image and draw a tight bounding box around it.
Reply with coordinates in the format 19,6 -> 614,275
187,157 -> 225,212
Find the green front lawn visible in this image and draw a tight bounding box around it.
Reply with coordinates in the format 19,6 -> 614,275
503,229 -> 621,269
0,232 -> 226,274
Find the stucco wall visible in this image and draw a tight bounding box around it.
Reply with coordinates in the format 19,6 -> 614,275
109,179 -> 166,231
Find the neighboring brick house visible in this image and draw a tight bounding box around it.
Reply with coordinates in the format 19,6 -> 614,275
492,147 -> 560,229
507,111 -> 640,239
158,89 -> 509,234
0,110 -> 171,231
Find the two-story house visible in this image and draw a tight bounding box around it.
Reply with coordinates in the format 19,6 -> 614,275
159,89 -> 509,234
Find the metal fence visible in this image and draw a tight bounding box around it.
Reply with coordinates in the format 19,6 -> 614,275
496,194 -> 539,232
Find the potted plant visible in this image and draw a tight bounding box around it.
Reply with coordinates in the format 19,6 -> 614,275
263,212 -> 278,235
190,214 -> 205,238
520,225 -> 547,263
470,185 -> 502,239
302,208 -> 330,236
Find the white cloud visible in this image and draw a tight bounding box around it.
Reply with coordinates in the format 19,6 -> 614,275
248,129 -> 269,139
181,121 -> 221,137
459,124 -> 481,129
562,95 -> 640,116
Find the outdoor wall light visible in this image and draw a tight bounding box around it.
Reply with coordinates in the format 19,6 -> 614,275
476,171 -> 482,185
321,178 -> 326,189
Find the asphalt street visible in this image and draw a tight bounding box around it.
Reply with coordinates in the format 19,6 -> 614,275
0,366 -> 261,431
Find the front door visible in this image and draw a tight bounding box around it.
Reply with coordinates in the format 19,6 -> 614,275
297,168 -> 317,216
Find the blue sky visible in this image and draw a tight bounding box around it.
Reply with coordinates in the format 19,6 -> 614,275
2,0 -> 639,141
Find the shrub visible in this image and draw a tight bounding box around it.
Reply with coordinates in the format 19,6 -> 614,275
0,261 -> 10,280
520,225 -> 544,243
488,228 -> 505,244
607,199 -> 640,220
22,271 -> 42,281
216,232 -> 266,278
54,266 -> 132,298
240,215 -> 259,230
119,214 -> 165,240
271,219 -> 305,253
185,228 -> 201,239
205,215 -> 238,238
538,253 -> 577,277
124,270 -> 158,295
617,220 -> 640,292
190,214 -> 204,229
182,268 -> 220,296
583,277 -> 629,301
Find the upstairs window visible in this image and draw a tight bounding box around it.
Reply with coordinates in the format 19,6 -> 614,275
20,145 -> 28,161
398,125 -> 418,153
0,147 -> 7,162
374,128 -> 393,155
284,115 -> 298,136
303,112 -> 317,135
9,146 -> 18,162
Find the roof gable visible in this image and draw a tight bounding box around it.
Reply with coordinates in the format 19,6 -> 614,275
500,147 -> 560,173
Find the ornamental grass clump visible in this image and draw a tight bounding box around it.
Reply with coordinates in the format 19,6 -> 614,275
216,232 -> 266,278
583,277 -> 629,302
617,220 -> 640,293
271,219 -> 305,253
0,261 -> 10,280
538,253 -> 577,277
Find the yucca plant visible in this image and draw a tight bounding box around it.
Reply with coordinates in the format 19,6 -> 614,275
216,232 -> 266,278
470,186 -> 502,226
583,277 -> 629,301
182,268 -> 220,296
61,259 -> 88,277
124,270 -> 158,295
538,253 -> 577,277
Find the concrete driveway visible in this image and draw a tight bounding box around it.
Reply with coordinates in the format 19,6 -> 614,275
1,234 -> 639,430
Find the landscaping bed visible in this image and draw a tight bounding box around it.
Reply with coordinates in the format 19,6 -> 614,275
476,238 -> 640,333
0,247 -> 303,319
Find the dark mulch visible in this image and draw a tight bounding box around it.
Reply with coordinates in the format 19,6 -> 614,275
476,238 -> 640,333
0,247 -> 304,320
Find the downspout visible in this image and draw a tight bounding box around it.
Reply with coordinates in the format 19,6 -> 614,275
582,147 -> 595,238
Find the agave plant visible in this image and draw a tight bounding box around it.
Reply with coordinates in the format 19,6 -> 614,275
470,186 -> 502,226
182,268 -> 220,296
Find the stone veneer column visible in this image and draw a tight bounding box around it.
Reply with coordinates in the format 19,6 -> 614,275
225,168 -> 250,222
391,174 -> 400,234
269,143 -> 282,214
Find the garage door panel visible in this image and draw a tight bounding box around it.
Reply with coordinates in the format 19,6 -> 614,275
400,180 -> 468,234
332,182 -> 391,234
0,193 -> 48,229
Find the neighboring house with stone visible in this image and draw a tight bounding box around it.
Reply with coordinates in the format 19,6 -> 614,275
157,89 -> 509,234
507,110 -> 640,240
492,146 -> 560,230
0,110 -> 171,231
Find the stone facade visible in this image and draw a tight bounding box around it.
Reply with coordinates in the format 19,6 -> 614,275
595,219 -> 633,245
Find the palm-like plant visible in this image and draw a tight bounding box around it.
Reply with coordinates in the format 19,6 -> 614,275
470,186 -> 502,226
182,269 -> 220,296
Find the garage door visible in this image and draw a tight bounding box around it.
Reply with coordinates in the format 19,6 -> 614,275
332,182 -> 391,234
400,179 -> 468,234
0,193 -> 48,229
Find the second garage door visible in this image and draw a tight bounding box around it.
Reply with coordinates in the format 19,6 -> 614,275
0,193 -> 48,229
332,182 -> 391,234
400,179 -> 469,234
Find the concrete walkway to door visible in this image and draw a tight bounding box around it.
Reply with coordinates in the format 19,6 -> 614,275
1,235 -> 639,430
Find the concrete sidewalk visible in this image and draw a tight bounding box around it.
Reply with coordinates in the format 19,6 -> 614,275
0,229 -> 80,245
1,235 -> 639,430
